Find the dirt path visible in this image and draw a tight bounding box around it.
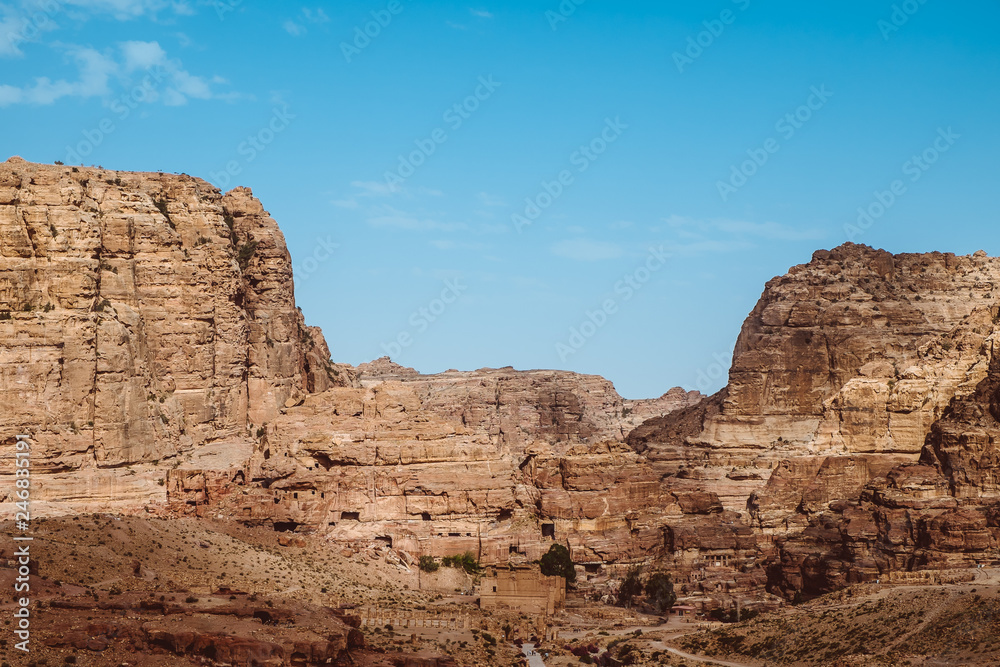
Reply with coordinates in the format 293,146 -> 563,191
650,641 -> 758,667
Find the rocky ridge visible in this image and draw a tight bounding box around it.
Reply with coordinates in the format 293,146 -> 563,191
3,160 -> 1000,609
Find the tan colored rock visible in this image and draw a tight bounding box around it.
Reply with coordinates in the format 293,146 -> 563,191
0,161 -> 349,513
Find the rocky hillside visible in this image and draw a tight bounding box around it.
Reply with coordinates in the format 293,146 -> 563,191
0,159 -> 703,568
0,158 -> 349,513
630,243 -> 1000,597
4,159 -> 998,607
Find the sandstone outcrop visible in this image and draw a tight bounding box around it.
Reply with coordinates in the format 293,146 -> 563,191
5,160 -> 1000,609
195,367 -> 700,565
629,244 -> 1000,598
0,159 -> 348,514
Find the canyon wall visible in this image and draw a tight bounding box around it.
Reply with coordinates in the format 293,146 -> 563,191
0,158 -> 349,514
3,160 -> 998,603
629,244 -> 1000,596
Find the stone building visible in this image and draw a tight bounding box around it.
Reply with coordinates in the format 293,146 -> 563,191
479,566 -> 566,616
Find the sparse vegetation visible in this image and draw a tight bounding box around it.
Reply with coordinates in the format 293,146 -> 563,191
237,240 -> 259,271
440,551 -> 479,574
539,543 -> 576,586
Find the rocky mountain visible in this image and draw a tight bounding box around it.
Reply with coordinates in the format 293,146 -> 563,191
630,243 -> 1000,597
0,159 -> 704,568
0,158 -> 349,514
3,159 -> 999,610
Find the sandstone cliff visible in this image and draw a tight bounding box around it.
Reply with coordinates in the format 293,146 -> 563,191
5,159 -> 998,607
630,243 -> 1000,597
0,158 -> 349,513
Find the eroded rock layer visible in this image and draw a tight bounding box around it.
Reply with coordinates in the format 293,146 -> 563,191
631,243 -> 1000,597
4,159 -> 999,606
0,158 -> 349,513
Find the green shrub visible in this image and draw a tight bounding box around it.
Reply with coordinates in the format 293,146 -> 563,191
441,552 -> 479,574
237,240 -> 259,271
419,556 -> 439,572
540,543 -> 576,585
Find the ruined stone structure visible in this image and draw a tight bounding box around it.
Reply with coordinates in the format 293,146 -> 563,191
479,567 -> 566,616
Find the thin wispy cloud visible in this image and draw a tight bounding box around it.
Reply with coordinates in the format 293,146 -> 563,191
284,6 -> 330,36
477,192 -> 505,207
664,215 -> 825,241
0,40 -> 237,107
284,20 -> 306,36
367,206 -> 466,232
470,8 -> 493,18
332,180 -> 443,209
657,215 -> 826,256
551,238 -> 625,261
0,46 -> 114,105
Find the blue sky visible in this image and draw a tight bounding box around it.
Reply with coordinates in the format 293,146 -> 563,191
3,0 -> 999,398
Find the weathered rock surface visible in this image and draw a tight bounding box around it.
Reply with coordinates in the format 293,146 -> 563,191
5,160 -> 1000,608
196,367 -> 701,565
0,159 -> 348,513
631,244 -> 1000,598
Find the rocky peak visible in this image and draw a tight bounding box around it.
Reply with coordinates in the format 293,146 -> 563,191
0,160 -> 346,511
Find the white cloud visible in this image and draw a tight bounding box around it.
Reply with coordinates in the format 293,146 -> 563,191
368,207 -> 466,232
552,238 -> 624,261
470,8 -> 493,18
301,7 -> 328,23
63,0 -> 173,19
284,7 -> 329,36
0,0 -> 195,59
121,39 -> 166,71
333,180 -> 443,208
665,215 -> 825,242
430,239 -> 485,251
0,46 -> 114,106
477,192 -> 504,207
0,40 -> 234,108
656,215 -> 826,257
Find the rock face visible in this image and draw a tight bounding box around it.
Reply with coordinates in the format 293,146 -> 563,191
630,243 -> 1000,597
197,366 -> 702,565
0,159 -> 349,513
5,160 -> 999,606
0,160 -> 705,568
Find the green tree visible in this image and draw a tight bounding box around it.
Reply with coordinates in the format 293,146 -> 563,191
539,543 -> 576,586
645,571 -> 676,613
618,567 -> 643,608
